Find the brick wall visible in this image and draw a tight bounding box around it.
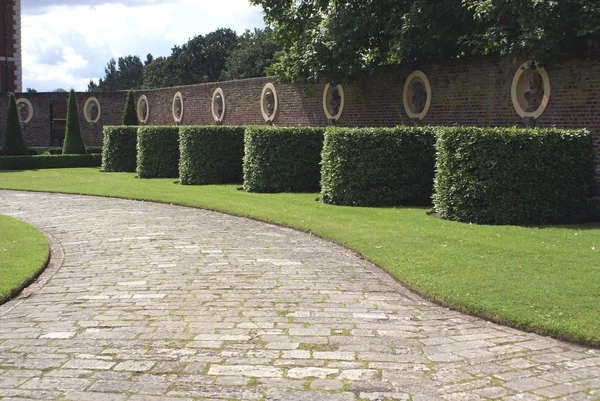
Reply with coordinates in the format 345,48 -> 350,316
0,0 -> 21,93
0,91 -> 126,147
1,55 -> 598,193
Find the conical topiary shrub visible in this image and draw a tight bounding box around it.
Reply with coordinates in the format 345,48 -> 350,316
2,93 -> 27,156
122,89 -> 138,125
62,89 -> 87,154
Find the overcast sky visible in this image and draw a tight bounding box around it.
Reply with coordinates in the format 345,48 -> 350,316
21,0 -> 265,92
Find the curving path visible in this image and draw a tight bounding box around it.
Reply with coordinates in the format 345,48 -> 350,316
0,190 -> 599,401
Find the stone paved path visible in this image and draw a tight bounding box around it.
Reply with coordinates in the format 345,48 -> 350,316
0,190 -> 599,401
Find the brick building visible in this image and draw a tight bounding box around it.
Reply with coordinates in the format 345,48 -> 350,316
0,0 -> 21,93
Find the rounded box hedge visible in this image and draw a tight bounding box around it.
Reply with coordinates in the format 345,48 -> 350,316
433,126 -> 595,225
243,126 -> 325,193
137,126 -> 180,179
101,126 -> 138,172
320,126 -> 437,206
179,126 -> 245,185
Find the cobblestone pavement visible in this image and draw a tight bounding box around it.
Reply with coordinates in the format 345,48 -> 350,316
0,190 -> 599,401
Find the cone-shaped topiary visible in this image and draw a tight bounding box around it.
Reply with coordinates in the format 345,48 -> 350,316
62,89 -> 87,154
122,89 -> 138,125
2,93 -> 28,156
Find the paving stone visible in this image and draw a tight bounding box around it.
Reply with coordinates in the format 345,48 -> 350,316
63,391 -> 127,401
167,386 -> 264,399
313,351 -> 355,361
310,379 -> 344,390
63,359 -> 115,370
215,375 -> 250,385
87,380 -> 169,395
359,392 -> 410,400
266,388 -> 356,401
287,367 -> 339,379
208,364 -> 283,377
339,369 -> 379,380
504,377 -> 554,392
21,377 -> 91,391
39,332 -> 76,339
113,360 -> 156,372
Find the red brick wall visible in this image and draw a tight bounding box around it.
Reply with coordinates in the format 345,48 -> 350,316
0,91 -> 126,147
1,55 -> 599,194
0,0 -> 21,93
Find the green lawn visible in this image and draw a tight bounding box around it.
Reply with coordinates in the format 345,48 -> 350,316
1,168 -> 599,346
0,215 -> 49,303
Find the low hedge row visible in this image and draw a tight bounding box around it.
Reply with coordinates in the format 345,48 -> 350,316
101,126 -> 138,172
179,126 -> 245,185
0,154 -> 101,170
243,126 -> 325,193
434,127 -> 594,225
320,126 -> 437,206
136,126 -> 180,179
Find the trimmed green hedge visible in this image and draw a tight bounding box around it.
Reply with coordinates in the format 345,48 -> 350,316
243,126 -> 325,193
434,126 -> 595,225
2,93 -> 27,156
179,126 -> 245,185
0,154 -> 101,170
102,126 -> 138,172
62,89 -> 87,155
136,126 -> 180,179
320,126 -> 437,206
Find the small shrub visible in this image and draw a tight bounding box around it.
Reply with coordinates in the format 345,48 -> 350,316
243,126 -> 325,193
433,126 -> 595,225
62,89 -> 87,154
122,90 -> 138,125
102,126 -> 138,172
179,126 -> 245,185
320,126 -> 437,206
0,154 -> 101,170
136,126 -> 179,178
2,93 -> 27,156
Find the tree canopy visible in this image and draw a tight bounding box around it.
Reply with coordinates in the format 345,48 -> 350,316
89,55 -> 144,91
251,0 -> 600,84
88,2 -> 600,88
220,27 -> 280,81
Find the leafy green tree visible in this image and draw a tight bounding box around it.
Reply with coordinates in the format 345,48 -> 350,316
251,0 -> 479,84
122,90 -> 138,125
251,0 -> 599,84
2,93 -> 27,156
90,55 -> 144,91
142,57 -> 169,89
464,0 -> 600,60
221,28 -> 280,81
142,28 -> 239,89
62,90 -> 87,155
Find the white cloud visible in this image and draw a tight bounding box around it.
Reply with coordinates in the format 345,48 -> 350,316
21,0 -> 265,92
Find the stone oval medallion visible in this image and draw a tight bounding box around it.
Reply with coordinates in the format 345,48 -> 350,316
403,70 -> 432,120
511,62 -> 551,119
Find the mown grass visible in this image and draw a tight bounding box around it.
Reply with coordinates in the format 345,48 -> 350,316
0,215 -> 49,303
1,168 -> 599,346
